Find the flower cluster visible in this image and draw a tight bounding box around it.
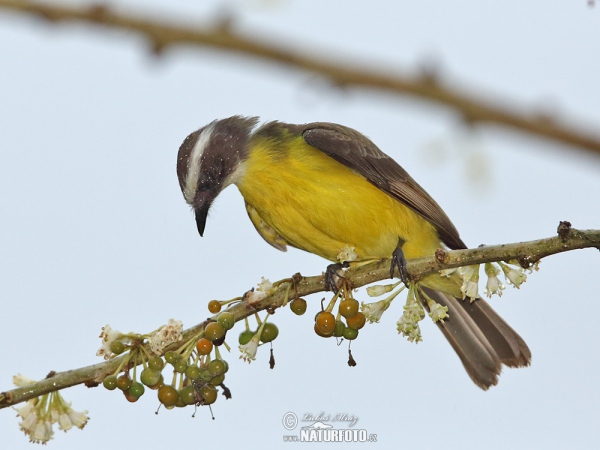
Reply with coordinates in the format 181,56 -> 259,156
396,285 -> 425,343
13,374 -> 88,445
148,319 -> 183,355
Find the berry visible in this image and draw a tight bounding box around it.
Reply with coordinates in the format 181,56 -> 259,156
174,358 -> 188,374
208,300 -> 222,313
200,385 -> 218,405
208,359 -> 226,376
109,340 -> 125,355
315,311 -> 336,336
217,311 -> 235,330
140,368 -> 161,387
164,351 -> 179,365
157,385 -> 179,407
102,375 -> 117,391
260,322 -> 279,343
200,368 -> 213,382
346,312 -> 366,330
314,323 -> 332,338
116,375 -> 132,391
339,299 -> 359,319
196,338 -> 213,356
204,322 -> 225,341
210,374 -> 225,386
343,327 -> 359,340
238,330 -> 255,345
333,320 -> 346,337
148,375 -> 164,390
148,356 -> 165,371
128,381 -> 145,399
185,365 -> 202,380
290,298 -> 307,315
179,385 -> 196,406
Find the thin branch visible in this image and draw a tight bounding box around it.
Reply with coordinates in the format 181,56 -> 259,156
1,1 -> 600,157
1,225 -> 598,409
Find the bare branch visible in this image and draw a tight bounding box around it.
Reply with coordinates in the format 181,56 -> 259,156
1,226 -> 598,409
1,0 -> 600,157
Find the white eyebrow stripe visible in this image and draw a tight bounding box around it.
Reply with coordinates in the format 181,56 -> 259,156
183,123 -> 215,204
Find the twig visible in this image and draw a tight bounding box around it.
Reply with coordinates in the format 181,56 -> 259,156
0,1 -> 600,157
1,226 -> 598,409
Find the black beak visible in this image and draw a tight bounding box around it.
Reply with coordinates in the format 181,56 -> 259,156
194,205 -> 210,237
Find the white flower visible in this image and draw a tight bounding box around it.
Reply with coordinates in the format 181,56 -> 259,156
361,299 -> 391,323
256,277 -> 273,293
66,408 -> 89,429
96,324 -> 122,360
459,264 -> 480,300
14,400 -> 36,420
397,316 -> 422,343
18,407 -> 39,435
337,245 -> 357,263
30,419 -> 53,444
58,412 -> 73,431
148,319 -> 183,355
428,301 -> 449,323
238,332 -> 261,363
366,282 -> 400,297
484,263 -> 505,297
499,262 -> 527,288
13,374 -> 37,388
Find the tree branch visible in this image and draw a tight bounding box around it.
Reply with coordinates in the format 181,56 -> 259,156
1,225 -> 598,409
1,0 -> 600,157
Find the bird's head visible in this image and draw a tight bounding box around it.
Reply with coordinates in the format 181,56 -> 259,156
176,116 -> 258,236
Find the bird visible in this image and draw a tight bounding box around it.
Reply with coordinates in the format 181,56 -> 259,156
176,115 -> 531,389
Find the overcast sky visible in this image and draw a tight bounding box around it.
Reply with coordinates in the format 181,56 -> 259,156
1,1 -> 599,449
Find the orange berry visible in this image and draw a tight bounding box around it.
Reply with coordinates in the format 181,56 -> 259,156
338,299 -> 359,318
315,311 -> 336,336
346,312 -> 366,330
208,300 -> 222,313
196,338 -> 213,355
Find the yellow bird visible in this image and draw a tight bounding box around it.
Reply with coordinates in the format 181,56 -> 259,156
176,116 -> 531,389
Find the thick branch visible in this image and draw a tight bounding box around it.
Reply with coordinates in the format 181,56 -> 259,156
1,0 -> 600,157
1,226 -> 598,409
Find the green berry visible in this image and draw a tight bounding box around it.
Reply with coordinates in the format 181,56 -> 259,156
290,298 -> 307,315
128,381 -> 145,399
217,311 -> 235,330
238,330 -> 255,345
185,365 -> 202,380
200,368 -> 213,382
109,340 -> 125,355
333,320 -> 345,337
103,375 -> 117,391
148,356 -> 165,371
205,322 -> 225,341
179,385 -> 196,406
260,322 -> 279,343
208,359 -> 226,376
210,374 -> 225,386
164,351 -> 178,365
140,368 -> 161,387
200,385 -> 217,405
174,358 -> 188,374
343,327 -> 359,340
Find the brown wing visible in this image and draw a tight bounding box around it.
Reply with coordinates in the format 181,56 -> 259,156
299,122 -> 466,250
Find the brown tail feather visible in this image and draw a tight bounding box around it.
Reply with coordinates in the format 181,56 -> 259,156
420,287 -> 531,390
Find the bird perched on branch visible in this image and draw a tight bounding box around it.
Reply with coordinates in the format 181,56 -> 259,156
176,115 -> 531,389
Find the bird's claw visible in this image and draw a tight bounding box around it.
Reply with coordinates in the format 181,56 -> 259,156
325,261 -> 350,292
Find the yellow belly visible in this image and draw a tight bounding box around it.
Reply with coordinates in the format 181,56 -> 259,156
236,136 -> 442,262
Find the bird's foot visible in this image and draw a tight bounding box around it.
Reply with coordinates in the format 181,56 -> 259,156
325,261 -> 350,292
391,238 -> 409,287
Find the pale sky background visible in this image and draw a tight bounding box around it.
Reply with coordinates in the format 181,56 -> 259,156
1,1 -> 599,449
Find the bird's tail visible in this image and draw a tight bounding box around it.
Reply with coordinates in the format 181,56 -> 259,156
419,287 -> 531,390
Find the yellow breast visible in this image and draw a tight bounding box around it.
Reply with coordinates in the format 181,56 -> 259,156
235,136 -> 441,262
